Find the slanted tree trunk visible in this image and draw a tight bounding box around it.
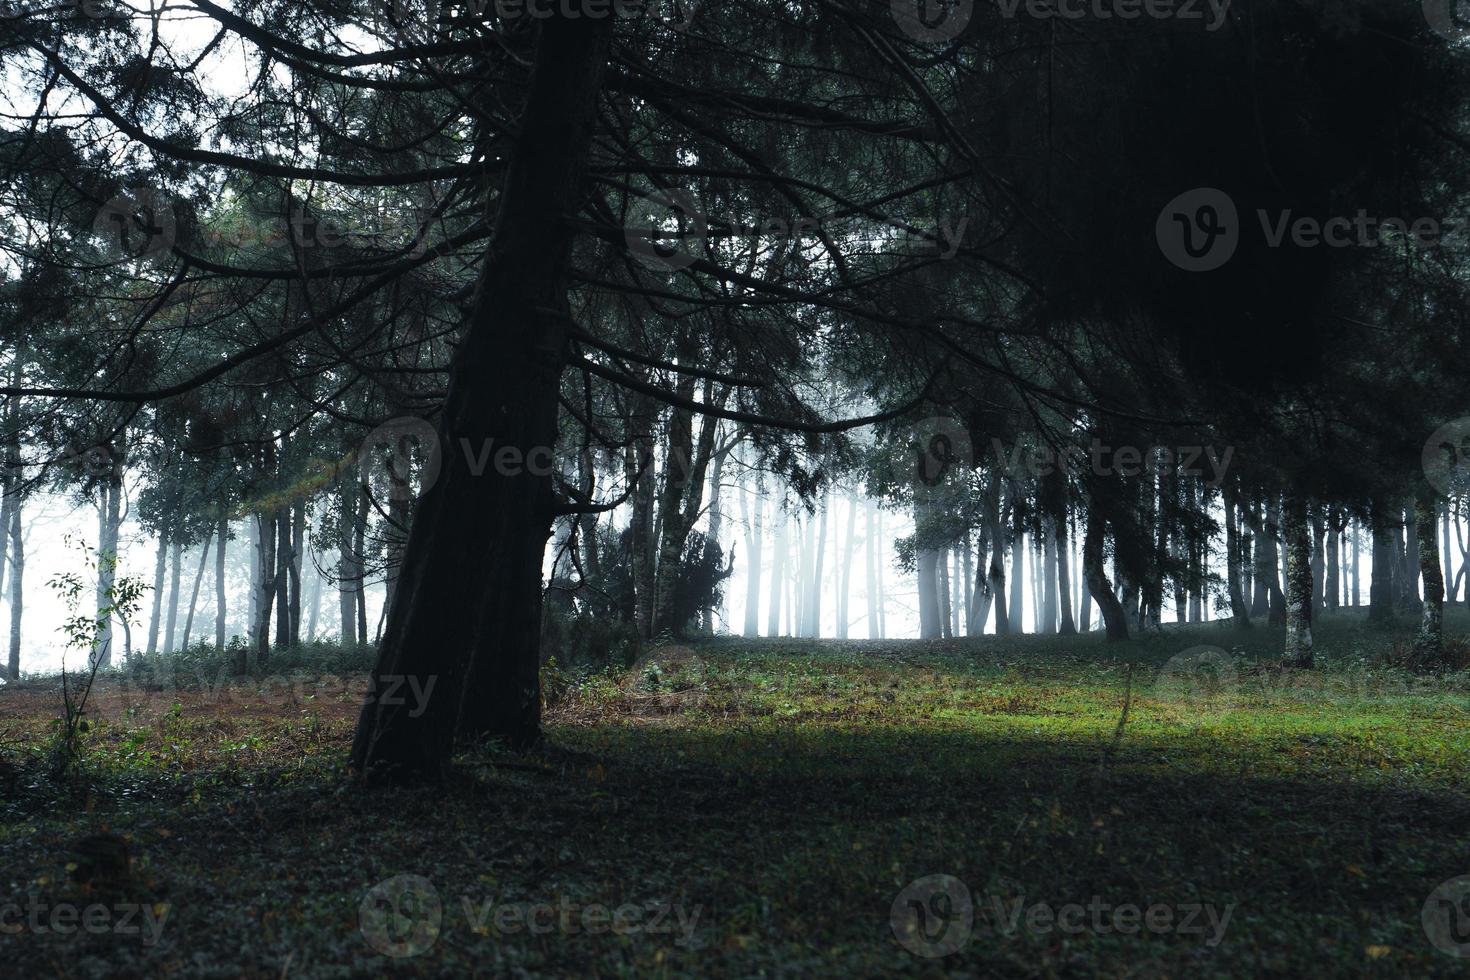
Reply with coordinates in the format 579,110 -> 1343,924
351,15 -> 614,778
181,532 -> 213,651
1413,489 -> 1446,665
968,526 -> 993,636
1282,492 -> 1315,669
1083,505 -> 1128,641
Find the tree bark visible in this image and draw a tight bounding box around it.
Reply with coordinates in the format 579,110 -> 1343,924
1368,498 -> 1397,626
1083,505 -> 1128,641
146,532 -> 168,656
1413,489 -> 1446,665
165,539 -> 183,654
215,515 -> 228,649
1282,492 -> 1314,669
1224,495 -> 1252,627
351,14 -> 614,778
182,532 -> 213,651
7,499 -> 20,680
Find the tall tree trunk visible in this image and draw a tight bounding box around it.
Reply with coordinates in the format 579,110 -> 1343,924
1368,498 -> 1398,626
917,547 -> 942,639
255,510 -> 277,665
969,527 -> 993,636
338,481 -> 359,644
1413,490 -> 1446,665
1224,497 -> 1252,628
1282,493 -> 1315,669
1056,513 -> 1076,635
865,499 -> 880,639
7,499 -> 20,680
1309,506 -> 1325,614
274,507 -> 291,649
351,15 -> 615,777
741,473 -> 763,638
875,508 -> 887,639
1042,517 -> 1059,634
164,539 -> 183,653
146,532 -> 168,656
1264,496 -> 1286,627
354,490 -> 369,646
836,495 -> 858,639
94,472 -> 123,667
937,547 -> 952,639
1325,506 -> 1341,614
983,478 -> 1009,636
767,504 -> 787,636
1402,503 -> 1422,611
289,499 -> 305,645
215,515 -> 228,649
1083,507 -> 1128,641
181,532 -> 214,651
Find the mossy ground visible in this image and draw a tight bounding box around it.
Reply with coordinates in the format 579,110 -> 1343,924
1,612 -> 1468,977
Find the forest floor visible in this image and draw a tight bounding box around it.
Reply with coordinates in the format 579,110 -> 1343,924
2,613 -> 1469,977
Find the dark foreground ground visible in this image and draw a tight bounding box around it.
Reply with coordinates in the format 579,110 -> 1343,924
2,613 -> 1469,977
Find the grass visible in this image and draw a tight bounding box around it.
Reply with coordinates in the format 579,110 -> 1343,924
1,611 -> 1469,977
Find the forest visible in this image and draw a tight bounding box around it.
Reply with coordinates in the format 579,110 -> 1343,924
1,0 -> 1470,976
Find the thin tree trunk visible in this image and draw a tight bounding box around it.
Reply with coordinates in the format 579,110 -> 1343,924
182,532 -> 214,651
837,495 -> 858,639
215,515 -> 228,649
164,539 -> 183,654
767,504 -> 787,636
1369,498 -> 1397,626
7,499 -> 20,680
146,532 -> 168,656
741,474 -> 763,638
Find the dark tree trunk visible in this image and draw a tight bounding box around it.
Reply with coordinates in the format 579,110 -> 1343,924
1083,505 -> 1128,641
1282,492 -> 1314,669
1224,496 -> 1252,628
7,498 -> 20,680
1368,497 -> 1397,626
351,14 -> 614,780
1413,490 -> 1446,665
